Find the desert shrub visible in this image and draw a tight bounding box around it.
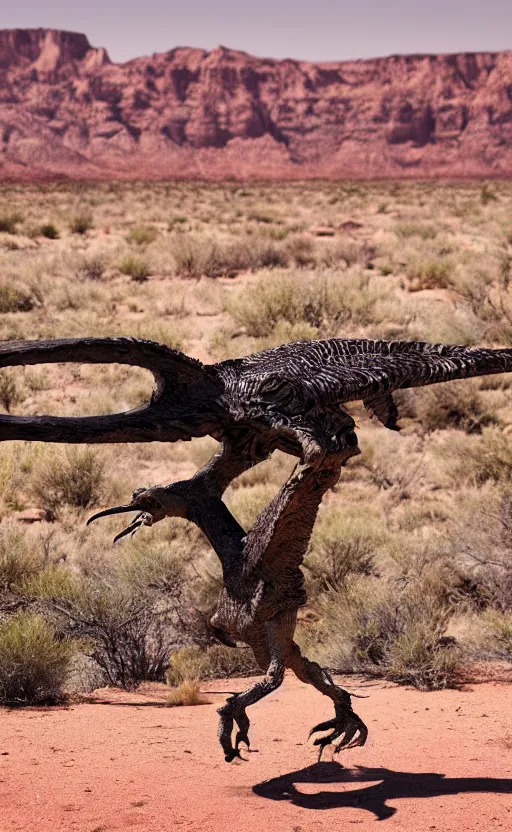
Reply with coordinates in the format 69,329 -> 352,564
21,545 -> 192,690
127,225 -> 158,246
445,490 -> 512,612
119,255 -> 151,281
0,282 -> 37,313
285,234 -> 316,266
0,213 -> 23,234
76,254 -> 105,281
305,509 -> 385,594
415,380 -> 496,433
167,680 -> 210,706
406,258 -> 454,290
395,222 -> 438,240
168,214 -> 188,229
167,644 -> 259,685
0,368 -> 25,413
40,223 -> 59,239
0,612 -> 76,705
322,241 -> 377,269
309,568 -> 461,690
481,610 -> 512,659
31,448 -> 106,520
69,210 -> 93,234
227,268 -> 380,338
170,234 -> 287,279
0,524 -> 45,592
439,428 -> 512,487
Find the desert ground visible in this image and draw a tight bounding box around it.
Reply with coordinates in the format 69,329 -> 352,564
0,180 -> 511,830
1,673 -> 511,832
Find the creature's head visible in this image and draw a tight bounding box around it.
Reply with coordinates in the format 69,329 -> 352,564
87,483 -> 189,542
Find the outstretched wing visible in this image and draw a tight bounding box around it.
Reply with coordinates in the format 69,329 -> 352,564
226,338 -> 512,429
0,337 -> 226,443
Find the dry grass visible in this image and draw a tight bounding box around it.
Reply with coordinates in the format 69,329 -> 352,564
0,612 -> 77,705
167,680 -> 210,706
0,180 -> 511,694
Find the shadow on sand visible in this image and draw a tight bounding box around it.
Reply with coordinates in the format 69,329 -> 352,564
252,761 -> 512,820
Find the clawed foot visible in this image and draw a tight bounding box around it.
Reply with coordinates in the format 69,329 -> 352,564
309,701 -> 368,760
217,695 -> 251,762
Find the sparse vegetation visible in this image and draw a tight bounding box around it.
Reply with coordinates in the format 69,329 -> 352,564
167,645 -> 258,685
0,612 -> 76,704
0,212 -> 23,234
0,180 -> 511,697
31,447 -> 107,520
167,680 -> 210,706
40,222 -> 59,239
119,254 -> 151,281
70,210 -> 93,234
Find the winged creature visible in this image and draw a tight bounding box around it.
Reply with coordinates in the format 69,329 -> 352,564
1,336 -> 511,761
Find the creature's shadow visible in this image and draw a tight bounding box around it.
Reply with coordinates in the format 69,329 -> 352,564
252,761 -> 512,820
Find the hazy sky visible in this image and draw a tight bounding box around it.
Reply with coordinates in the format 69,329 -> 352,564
4,1 -> 512,64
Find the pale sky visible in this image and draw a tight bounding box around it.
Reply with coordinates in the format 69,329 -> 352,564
3,1 -> 512,64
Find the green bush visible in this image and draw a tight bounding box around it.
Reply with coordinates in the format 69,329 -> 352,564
309,570 -> 461,691
31,447 -> 106,519
0,524 -> 44,591
40,223 -> 59,239
407,258 -> 454,290
127,225 -> 158,246
21,545 -> 190,690
70,211 -> 93,234
0,612 -> 76,704
119,255 -> 151,282
227,268 -> 378,338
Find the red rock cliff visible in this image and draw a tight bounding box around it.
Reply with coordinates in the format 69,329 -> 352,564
1,28 -> 512,180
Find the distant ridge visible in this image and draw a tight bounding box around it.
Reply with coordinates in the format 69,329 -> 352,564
1,28 -> 512,180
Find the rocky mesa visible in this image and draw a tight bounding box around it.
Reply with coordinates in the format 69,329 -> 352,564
2,27 -> 512,180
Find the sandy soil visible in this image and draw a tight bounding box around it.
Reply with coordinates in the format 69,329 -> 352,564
0,673 -> 511,832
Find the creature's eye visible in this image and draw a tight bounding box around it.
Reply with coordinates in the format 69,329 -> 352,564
345,430 -> 358,447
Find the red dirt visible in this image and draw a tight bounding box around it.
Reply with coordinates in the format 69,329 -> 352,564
3,28 -> 512,181
0,673 -> 510,831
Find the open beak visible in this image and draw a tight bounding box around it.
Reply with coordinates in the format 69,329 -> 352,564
87,504 -> 153,543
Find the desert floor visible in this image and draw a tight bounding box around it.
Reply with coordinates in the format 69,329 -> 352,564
0,672 -> 511,832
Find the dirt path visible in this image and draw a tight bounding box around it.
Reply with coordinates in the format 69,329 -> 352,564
0,674 -> 511,832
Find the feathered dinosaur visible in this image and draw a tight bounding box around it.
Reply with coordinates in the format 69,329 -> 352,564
1,335 -> 512,761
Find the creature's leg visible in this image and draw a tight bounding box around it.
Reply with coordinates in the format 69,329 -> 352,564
287,642 -> 368,759
217,611 -> 295,762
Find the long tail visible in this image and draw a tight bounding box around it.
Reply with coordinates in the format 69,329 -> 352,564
0,337 -> 224,444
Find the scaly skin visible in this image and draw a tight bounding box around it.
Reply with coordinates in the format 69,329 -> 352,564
1,335 -> 512,759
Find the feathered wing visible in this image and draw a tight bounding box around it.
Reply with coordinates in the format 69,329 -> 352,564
0,337 -> 225,443
231,338 -> 512,428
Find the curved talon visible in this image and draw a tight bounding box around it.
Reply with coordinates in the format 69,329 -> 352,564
309,705 -> 368,760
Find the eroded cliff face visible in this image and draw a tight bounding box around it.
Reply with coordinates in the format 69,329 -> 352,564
1,28 -> 512,180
